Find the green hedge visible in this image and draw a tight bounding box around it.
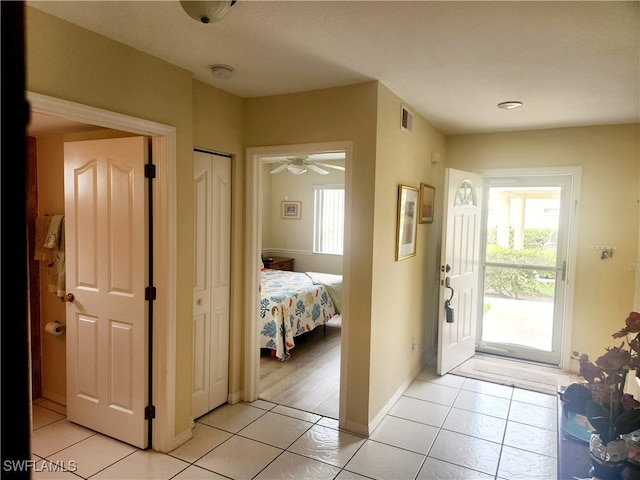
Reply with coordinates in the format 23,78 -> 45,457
484,244 -> 557,300
486,227 -> 554,249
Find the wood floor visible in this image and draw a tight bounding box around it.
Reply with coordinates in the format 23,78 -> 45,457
259,316 -> 341,419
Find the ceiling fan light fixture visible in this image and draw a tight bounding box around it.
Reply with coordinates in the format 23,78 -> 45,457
180,0 -> 235,24
497,101 -> 523,110
288,166 -> 307,175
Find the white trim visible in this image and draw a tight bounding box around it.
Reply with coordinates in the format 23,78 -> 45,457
475,166 -> 582,371
245,141 -> 353,416
27,92 -> 180,452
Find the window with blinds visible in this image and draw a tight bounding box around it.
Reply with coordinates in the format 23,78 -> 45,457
313,185 -> 344,255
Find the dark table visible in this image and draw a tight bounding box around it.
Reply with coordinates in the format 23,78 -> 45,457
557,387 -> 640,480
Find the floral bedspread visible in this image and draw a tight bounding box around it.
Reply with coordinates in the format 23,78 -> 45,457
260,269 -> 336,360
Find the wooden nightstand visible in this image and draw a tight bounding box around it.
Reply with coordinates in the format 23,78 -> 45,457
263,256 -> 294,271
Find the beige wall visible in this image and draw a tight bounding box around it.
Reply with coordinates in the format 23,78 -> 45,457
369,85 -> 446,421
244,83 -> 380,432
446,124 -> 640,367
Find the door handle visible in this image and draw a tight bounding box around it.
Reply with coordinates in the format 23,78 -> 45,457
445,277 -> 454,301
60,293 -> 74,303
444,277 -> 455,323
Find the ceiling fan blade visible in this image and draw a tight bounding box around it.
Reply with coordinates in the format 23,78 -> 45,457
307,164 -> 329,175
287,165 -> 307,175
261,156 -> 290,164
270,164 -> 289,174
314,162 -> 345,171
308,152 -> 346,161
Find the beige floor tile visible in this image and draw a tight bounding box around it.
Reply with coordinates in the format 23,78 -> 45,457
91,449 -> 189,479
370,415 -> 439,454
238,411 -> 314,449
48,433 -> 137,478
32,404 -> 65,430
196,402 -> 266,433
417,457 -> 494,480
195,435 -> 282,479
288,424 -> 365,467
172,464 -> 229,479
169,423 -> 232,463
388,396 -> 450,427
429,429 -> 501,476
344,439 -> 425,480
31,420 -> 96,457
254,451 -> 341,479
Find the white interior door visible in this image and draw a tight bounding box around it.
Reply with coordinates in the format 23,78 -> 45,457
192,150 -> 230,419
65,136 -> 148,448
437,168 -> 483,375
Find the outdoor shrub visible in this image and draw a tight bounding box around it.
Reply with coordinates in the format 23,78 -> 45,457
484,244 -> 557,300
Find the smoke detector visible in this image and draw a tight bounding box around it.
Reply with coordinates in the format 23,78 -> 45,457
211,64 -> 234,79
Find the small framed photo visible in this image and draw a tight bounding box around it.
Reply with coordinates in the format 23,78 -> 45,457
281,201 -> 301,219
419,183 -> 435,224
396,185 -> 419,260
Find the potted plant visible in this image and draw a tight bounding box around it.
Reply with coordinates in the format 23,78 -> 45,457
567,312 -> 640,478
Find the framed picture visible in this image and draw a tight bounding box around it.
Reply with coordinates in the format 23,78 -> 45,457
281,201 -> 301,219
396,185 -> 419,260
419,183 -> 435,224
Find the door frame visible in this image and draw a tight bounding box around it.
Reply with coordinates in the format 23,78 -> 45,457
244,141 -> 352,413
476,166 -> 581,370
27,92 -> 179,452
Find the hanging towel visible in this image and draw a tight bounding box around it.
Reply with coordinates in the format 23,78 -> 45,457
55,217 -> 66,297
34,215 -> 51,261
44,215 -> 66,296
44,215 -> 64,249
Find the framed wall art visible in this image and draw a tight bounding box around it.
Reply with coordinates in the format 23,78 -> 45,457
419,183 -> 435,224
396,185 -> 419,260
281,201 -> 301,219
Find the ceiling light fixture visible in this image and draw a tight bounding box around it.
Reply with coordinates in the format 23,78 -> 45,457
497,101 -> 523,110
180,1 -> 236,24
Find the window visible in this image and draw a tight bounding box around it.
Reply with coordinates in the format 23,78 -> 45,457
313,185 -> 344,255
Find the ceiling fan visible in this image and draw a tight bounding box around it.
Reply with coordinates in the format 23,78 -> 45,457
262,152 -> 346,175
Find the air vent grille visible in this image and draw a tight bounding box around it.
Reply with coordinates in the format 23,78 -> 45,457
400,105 -> 413,134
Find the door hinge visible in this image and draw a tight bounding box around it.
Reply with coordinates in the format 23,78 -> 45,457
145,405 -> 156,420
144,164 -> 156,179
145,286 -> 156,301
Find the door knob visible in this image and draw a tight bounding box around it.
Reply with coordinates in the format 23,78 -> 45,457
61,293 -> 74,303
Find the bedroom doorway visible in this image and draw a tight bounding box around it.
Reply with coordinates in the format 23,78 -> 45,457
244,141 -> 352,420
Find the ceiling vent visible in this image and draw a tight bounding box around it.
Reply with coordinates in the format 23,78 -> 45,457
400,105 -> 413,134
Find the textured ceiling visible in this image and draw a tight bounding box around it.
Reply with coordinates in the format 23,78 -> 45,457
27,1 -> 640,135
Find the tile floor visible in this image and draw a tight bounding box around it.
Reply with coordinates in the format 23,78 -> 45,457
30,366 -> 558,479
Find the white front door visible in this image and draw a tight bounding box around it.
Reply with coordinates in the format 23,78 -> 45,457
64,137 -> 148,448
192,150 -> 230,419
437,168 -> 483,375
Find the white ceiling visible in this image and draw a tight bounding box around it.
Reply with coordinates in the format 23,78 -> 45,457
27,1 -> 639,135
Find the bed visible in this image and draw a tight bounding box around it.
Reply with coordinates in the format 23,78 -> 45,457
260,268 -> 342,360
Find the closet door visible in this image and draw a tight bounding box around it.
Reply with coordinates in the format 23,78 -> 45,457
192,150 -> 230,419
